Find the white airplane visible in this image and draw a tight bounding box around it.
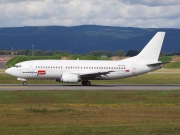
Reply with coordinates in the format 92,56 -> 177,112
5,32 -> 165,86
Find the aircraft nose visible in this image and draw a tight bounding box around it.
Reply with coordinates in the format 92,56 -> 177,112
5,68 -> 13,75
5,68 -> 11,74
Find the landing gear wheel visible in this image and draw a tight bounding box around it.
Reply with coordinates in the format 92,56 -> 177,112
23,82 -> 27,85
82,81 -> 86,86
82,81 -> 91,86
86,81 -> 91,86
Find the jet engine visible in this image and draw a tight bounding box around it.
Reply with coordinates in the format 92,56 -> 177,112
56,74 -> 80,83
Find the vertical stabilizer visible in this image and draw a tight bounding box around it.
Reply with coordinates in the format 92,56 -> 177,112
122,32 -> 166,62
136,32 -> 165,62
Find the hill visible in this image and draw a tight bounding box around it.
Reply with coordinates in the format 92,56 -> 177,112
0,25 -> 180,53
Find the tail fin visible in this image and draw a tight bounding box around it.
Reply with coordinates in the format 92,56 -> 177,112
136,32 -> 165,62
121,32 -> 166,62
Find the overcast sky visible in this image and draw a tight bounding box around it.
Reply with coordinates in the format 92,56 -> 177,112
0,0 -> 180,28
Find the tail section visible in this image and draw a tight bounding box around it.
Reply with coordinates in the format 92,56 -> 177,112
123,32 -> 165,62
136,32 -> 165,62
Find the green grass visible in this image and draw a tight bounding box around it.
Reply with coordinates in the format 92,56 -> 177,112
0,90 -> 180,135
0,90 -> 180,105
159,56 -> 172,62
164,62 -> 180,68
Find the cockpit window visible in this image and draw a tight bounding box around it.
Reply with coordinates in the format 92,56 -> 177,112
14,65 -> 22,68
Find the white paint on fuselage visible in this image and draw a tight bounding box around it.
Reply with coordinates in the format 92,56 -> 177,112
6,59 -> 159,80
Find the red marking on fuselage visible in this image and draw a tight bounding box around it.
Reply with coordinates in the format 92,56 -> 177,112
38,70 -> 46,75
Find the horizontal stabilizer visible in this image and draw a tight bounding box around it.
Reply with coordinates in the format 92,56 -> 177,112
147,62 -> 170,66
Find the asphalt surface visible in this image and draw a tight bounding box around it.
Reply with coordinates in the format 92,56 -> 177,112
0,84 -> 180,90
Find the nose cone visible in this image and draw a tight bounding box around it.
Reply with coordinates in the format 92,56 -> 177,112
5,68 -> 11,74
5,68 -> 15,76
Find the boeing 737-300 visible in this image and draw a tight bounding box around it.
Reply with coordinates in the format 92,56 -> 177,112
5,32 -> 165,86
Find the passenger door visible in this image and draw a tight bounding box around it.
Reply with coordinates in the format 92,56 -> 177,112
132,63 -> 136,74
28,62 -> 33,73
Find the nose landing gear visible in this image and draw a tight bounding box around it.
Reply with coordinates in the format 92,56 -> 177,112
23,82 -> 27,85
17,78 -> 27,86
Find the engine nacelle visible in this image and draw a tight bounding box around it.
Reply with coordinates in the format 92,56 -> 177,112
17,78 -> 26,82
60,74 -> 79,83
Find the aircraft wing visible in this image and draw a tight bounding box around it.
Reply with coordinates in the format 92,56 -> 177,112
79,71 -> 114,79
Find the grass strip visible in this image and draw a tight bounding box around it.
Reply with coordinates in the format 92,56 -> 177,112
0,90 -> 180,135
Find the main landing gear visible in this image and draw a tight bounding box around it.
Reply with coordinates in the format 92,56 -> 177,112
23,82 -> 27,85
82,80 -> 91,86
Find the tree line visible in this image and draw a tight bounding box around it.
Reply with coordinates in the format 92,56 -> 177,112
0,49 -> 179,57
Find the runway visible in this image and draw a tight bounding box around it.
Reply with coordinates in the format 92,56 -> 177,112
0,84 -> 180,90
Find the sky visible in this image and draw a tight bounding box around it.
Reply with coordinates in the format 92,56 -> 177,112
0,0 -> 180,28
